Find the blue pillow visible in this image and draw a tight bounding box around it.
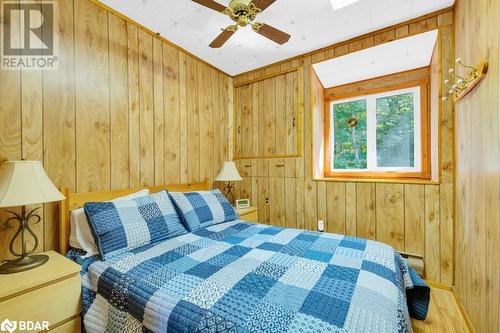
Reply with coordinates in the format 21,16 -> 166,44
169,189 -> 238,231
84,190 -> 187,259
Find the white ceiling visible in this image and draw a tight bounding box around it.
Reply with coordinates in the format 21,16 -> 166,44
313,30 -> 438,88
101,0 -> 454,76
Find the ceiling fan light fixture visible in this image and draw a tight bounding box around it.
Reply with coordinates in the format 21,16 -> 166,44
193,0 -> 290,47
252,22 -> 264,32
330,0 -> 360,10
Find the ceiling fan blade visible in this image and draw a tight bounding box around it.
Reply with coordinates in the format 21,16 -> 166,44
251,0 -> 276,11
192,0 -> 226,12
254,23 -> 291,45
209,27 -> 237,48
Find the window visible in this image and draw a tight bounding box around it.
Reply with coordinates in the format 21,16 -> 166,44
324,85 -> 430,179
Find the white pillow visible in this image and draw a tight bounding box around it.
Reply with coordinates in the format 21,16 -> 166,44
69,189 -> 150,256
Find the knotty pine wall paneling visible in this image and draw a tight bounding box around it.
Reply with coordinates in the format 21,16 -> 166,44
0,0 -> 232,260
75,0 -> 111,193
455,0 -> 499,331
0,1 -> 28,256
43,0 -> 77,252
109,13 -> 130,190
127,22 -> 141,188
138,28 -> 155,187
233,9 -> 455,285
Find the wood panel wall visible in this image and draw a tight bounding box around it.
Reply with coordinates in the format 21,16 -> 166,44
455,0 -> 499,331
0,0 -> 232,260
233,9 -> 455,285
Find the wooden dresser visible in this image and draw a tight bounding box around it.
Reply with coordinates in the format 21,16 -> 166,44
0,251 -> 81,332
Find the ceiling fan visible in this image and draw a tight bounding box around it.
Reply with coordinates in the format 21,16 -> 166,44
192,0 -> 291,48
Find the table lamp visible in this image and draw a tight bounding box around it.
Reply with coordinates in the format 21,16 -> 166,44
215,161 -> 242,204
0,160 -> 65,274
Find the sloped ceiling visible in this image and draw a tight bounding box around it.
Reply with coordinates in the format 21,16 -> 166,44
313,30 -> 439,88
101,0 -> 454,75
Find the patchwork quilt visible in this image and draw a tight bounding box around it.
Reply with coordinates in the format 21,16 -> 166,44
68,221 -> 429,333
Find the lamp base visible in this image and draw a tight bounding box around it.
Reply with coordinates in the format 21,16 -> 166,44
223,182 -> 235,204
0,254 -> 49,274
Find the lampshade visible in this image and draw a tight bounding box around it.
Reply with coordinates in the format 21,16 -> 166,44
215,161 -> 242,182
0,160 -> 65,208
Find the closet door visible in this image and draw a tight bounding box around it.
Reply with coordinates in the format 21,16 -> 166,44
233,67 -> 302,159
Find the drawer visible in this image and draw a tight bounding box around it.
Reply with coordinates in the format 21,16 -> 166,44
240,210 -> 258,222
49,317 -> 81,333
0,275 -> 81,330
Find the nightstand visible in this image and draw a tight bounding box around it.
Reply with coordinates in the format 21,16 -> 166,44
236,206 -> 259,222
0,251 -> 81,332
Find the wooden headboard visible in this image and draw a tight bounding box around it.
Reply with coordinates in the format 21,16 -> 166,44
58,180 -> 210,255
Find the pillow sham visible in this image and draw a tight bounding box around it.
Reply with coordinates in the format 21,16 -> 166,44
69,189 -> 150,256
169,189 -> 238,231
84,190 -> 186,259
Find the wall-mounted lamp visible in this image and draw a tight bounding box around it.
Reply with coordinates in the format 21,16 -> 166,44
442,58 -> 488,102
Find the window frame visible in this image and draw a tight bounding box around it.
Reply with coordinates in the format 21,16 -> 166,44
323,80 -> 431,180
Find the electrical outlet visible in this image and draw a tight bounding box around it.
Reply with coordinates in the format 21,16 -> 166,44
317,220 -> 325,232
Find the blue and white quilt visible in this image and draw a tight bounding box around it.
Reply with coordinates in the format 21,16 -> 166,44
68,221 -> 429,333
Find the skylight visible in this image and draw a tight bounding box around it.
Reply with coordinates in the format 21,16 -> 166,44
312,30 -> 438,88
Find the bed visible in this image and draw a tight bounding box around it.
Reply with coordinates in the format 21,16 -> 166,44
60,181 -> 429,333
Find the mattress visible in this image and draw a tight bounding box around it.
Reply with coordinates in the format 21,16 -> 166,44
68,220 -> 429,333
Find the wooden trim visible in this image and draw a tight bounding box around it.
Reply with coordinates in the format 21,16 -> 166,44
297,66 -> 304,157
234,154 -> 301,160
324,79 -> 428,101
436,26 -> 445,184
420,80 -> 432,179
324,67 -> 430,98
451,286 -> 476,333
231,83 -> 236,161
323,71 -> 432,181
234,7 -> 455,79
424,279 -> 452,291
312,176 -> 440,185
311,67 -> 322,178
87,0 -> 231,77
58,180 -> 210,255
323,88 -> 331,177
324,171 -> 430,179
234,67 -> 298,87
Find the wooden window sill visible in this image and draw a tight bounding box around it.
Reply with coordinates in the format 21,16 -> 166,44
313,176 -> 440,185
